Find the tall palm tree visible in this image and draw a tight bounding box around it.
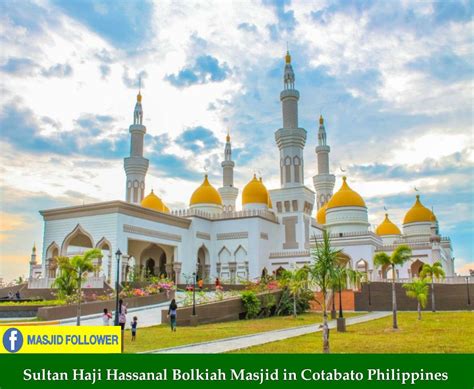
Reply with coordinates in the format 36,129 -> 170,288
71,249 -> 102,326
420,262 -> 445,312
280,267 -> 309,318
403,278 -> 429,320
373,245 -> 412,329
332,265 -> 363,319
310,231 -> 340,353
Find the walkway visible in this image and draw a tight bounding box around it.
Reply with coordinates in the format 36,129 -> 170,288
144,311 -> 392,354
59,301 -> 170,328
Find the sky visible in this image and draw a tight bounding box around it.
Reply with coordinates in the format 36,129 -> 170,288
0,0 -> 472,282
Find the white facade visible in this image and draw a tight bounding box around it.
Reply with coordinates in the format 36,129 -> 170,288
30,52 -> 455,288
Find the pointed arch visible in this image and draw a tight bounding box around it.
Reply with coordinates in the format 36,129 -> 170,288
356,259 -> 368,273
234,245 -> 247,262
95,237 -> 112,251
218,246 -> 231,263
46,241 -> 60,259
411,259 -> 425,278
61,224 -> 94,255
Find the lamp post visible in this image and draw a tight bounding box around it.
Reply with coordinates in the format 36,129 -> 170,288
114,249 -> 122,326
466,277 -> 471,307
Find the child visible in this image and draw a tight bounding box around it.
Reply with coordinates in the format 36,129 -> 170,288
131,316 -> 138,341
102,308 -> 112,326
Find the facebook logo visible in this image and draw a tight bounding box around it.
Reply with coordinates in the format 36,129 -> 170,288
3,328 -> 23,353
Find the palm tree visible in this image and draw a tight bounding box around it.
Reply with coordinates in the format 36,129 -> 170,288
403,278 -> 429,320
280,267 -> 309,317
332,264 -> 363,319
310,231 -> 340,353
420,262 -> 445,312
53,249 -> 102,326
373,245 -> 412,329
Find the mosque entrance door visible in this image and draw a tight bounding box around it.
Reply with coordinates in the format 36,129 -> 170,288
146,258 -> 155,277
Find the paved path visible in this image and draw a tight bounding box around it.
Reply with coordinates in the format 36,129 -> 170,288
60,301 -> 171,328
145,311 -> 392,354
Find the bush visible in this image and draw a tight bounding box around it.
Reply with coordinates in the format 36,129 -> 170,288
275,288 -> 313,316
241,290 -> 261,319
259,293 -> 276,318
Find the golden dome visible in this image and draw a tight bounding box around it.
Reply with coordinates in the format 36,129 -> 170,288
376,214 -> 401,236
403,195 -> 435,224
326,176 -> 366,209
242,175 -> 269,205
316,203 -> 327,224
141,190 -> 168,213
285,50 -> 291,64
190,175 -> 223,206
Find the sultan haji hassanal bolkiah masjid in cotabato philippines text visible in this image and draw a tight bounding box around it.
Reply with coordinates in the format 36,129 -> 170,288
26,51 -> 455,290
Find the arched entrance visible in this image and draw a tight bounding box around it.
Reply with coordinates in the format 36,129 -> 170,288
411,259 -> 425,278
196,245 -> 209,281
61,225 -> 94,256
140,244 -> 167,279
46,242 -> 59,278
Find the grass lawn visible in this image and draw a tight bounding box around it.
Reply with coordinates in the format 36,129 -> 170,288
231,312 -> 474,354
124,312 -> 361,353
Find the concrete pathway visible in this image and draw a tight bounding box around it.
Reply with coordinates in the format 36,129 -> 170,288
144,311 -> 392,354
59,301 -> 171,328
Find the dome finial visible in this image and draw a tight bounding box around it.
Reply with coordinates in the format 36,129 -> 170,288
137,76 -> 142,102
342,176 -> 347,181
319,114 -> 324,125
226,128 -> 230,142
285,43 -> 291,64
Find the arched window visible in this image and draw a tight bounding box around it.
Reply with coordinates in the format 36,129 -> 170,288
293,156 -> 300,183
284,156 -> 291,183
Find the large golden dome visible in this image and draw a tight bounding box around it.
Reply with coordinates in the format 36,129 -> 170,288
326,176 -> 366,209
316,203 -> 327,224
403,195 -> 435,224
242,175 -> 269,205
189,175 -> 222,206
141,190 -> 169,213
376,214 -> 401,235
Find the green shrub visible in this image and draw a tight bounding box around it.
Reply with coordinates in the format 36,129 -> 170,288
275,288 -> 313,316
259,293 -> 276,318
241,290 -> 261,319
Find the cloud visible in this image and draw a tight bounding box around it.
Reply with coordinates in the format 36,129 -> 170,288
40,63 -> 73,78
238,23 -> 257,33
165,55 -> 231,88
176,126 -> 219,153
122,67 -> 148,88
0,58 -> 38,75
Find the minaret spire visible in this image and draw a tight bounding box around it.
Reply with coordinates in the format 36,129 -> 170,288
313,114 -> 335,210
124,86 -> 149,204
218,129 -> 238,211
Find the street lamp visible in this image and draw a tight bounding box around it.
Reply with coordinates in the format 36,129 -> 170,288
114,249 -> 122,326
466,277 -> 471,307
192,272 -> 196,316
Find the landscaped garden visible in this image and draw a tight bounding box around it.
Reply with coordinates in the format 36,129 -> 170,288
230,312 -> 474,354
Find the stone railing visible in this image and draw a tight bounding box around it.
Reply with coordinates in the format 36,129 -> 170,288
28,276 -> 105,289
373,276 -> 470,284
170,208 -> 278,222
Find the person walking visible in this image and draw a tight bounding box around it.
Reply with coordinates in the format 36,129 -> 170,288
198,279 -> 204,290
102,308 -> 112,325
167,299 -> 178,332
131,316 -> 138,341
118,299 -> 127,330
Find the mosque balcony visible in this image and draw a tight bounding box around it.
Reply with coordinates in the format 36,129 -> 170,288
169,208 -> 278,223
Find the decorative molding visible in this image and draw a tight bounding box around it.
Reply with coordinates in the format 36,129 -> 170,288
216,232 -> 248,240
269,250 -> 310,259
196,232 -> 211,240
260,232 -> 269,240
123,224 -> 182,242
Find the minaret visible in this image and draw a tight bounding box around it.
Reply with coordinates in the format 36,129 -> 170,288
218,129 -> 238,211
275,50 -> 307,187
313,115 -> 335,209
124,89 -> 149,204
29,243 -> 37,278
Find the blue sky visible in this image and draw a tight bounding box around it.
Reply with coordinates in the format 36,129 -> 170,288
0,0 -> 472,281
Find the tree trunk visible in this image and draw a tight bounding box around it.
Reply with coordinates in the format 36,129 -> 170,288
431,279 -> 436,312
392,266 -> 398,329
76,273 -> 82,326
418,301 -> 421,320
293,293 -> 297,318
322,296 -> 330,354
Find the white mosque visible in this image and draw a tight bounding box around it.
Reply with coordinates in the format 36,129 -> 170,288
28,51 -> 455,288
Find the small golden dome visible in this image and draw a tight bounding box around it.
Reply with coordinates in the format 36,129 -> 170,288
242,175 -> 269,205
319,115 -> 324,125
376,214 -> 401,236
190,175 -> 223,206
285,50 -> 291,64
137,92 -> 142,103
141,190 -> 168,213
316,203 -> 327,224
403,195 -> 434,224
326,176 -> 366,209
